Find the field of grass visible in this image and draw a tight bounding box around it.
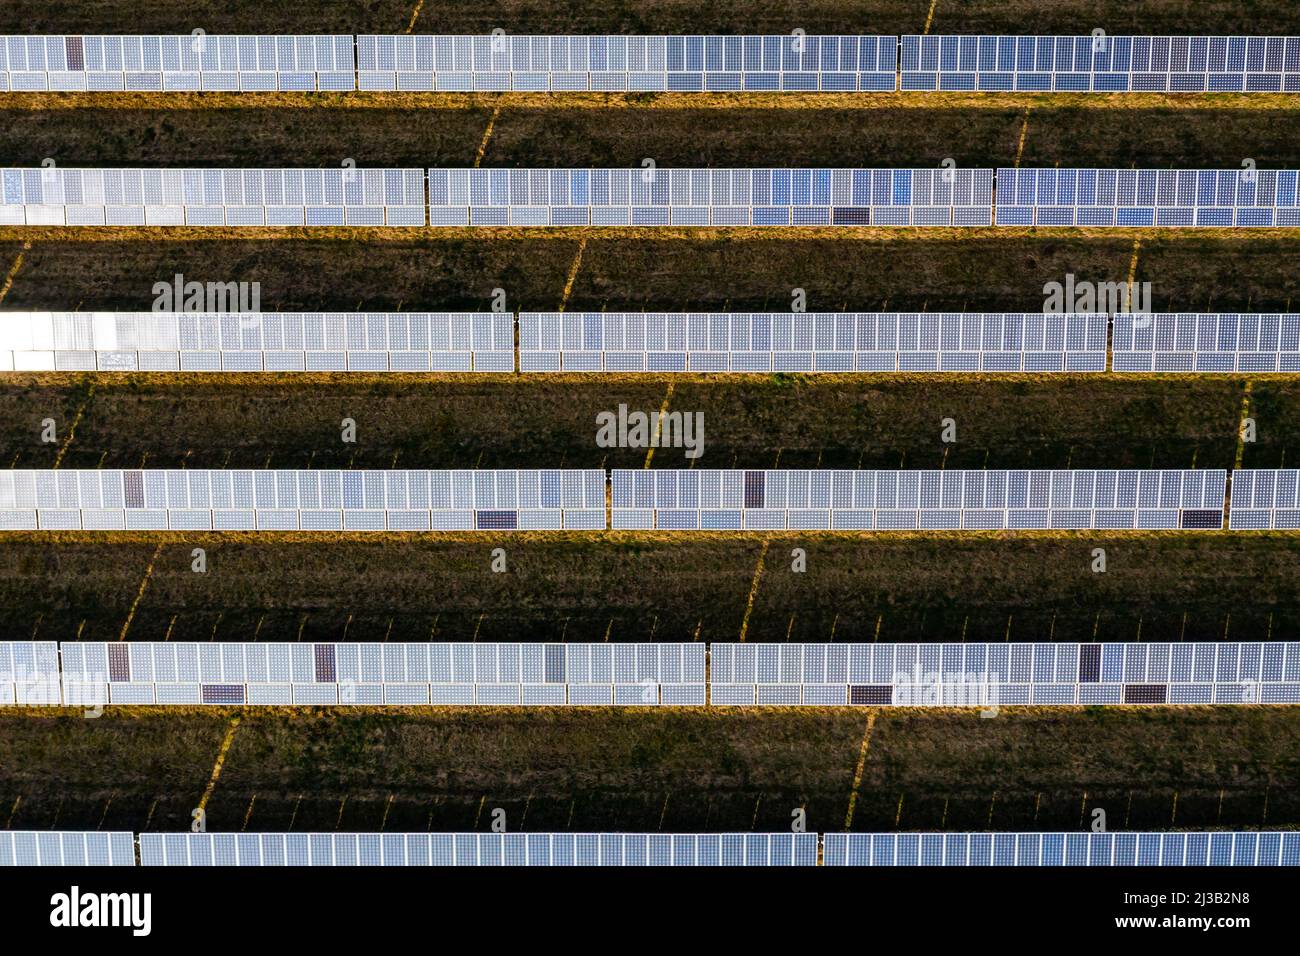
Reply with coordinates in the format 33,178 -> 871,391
1,533 -> 1297,644
0,707 -> 1295,834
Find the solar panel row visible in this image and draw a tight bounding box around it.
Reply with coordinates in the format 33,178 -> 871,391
0,831 -> 136,866
520,311 -> 1108,373
358,35 -> 897,92
0,167 -> 426,226
1229,470 -> 1300,529
54,642 -> 706,706
996,168 -> 1300,227
0,311 -> 513,372
140,831 -> 817,866
10,310 -> 1300,375
903,35 -> 1300,91
8,166 -> 1300,229
0,35 -> 355,91
6,35 -> 1300,94
6,829 -> 1293,866
6,641 -> 1296,708
427,167 -> 994,227
709,642 -> 1300,706
0,469 -> 607,531
611,469 -> 1227,531
824,831 -> 1300,866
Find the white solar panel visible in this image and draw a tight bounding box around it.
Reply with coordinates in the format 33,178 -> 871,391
903,36 -> 1300,93
140,831 -> 817,866
1229,470 -> 1300,530
824,831 -> 1300,866
1,469 -> 606,532
1114,312 -> 1300,372
995,168 -> 1300,227
520,311 -> 1107,372
0,167 -> 426,227
64,642 -> 706,707
357,35 -> 896,92
610,469 -> 1226,531
0,831 -> 136,866
427,167 -> 995,227
0,35 -> 356,92
0,311 -> 509,372
710,641 -> 1300,707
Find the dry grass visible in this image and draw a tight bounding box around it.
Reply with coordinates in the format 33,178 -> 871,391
7,90 -> 1300,113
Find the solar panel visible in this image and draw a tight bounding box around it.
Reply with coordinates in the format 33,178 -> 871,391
64,642 -> 707,707
1114,312 -> 1300,372
1229,470 -> 1300,530
824,831 -> 1300,866
610,469 -> 1226,531
0,831 -> 136,866
902,36 -> 1300,93
521,311 -> 1107,372
0,311 -> 509,372
0,167 -> 426,227
0,35 -> 356,92
140,832 -> 817,865
709,641 -> 1300,707
995,168 -> 1300,228
357,35 -> 896,92
427,167 -> 995,227
0,641 -> 60,704
0,469 -> 606,532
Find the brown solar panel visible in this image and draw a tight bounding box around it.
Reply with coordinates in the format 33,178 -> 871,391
849,684 -> 892,705
1123,683 -> 1168,704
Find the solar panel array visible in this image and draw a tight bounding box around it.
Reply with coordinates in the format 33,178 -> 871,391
427,167 -> 994,227
0,469 -> 607,531
0,641 -> 60,704
996,168 -> 1300,227
520,311 -> 1107,372
1114,312 -> 1300,372
0,35 -> 356,91
824,831 -> 1300,866
611,469 -> 1227,531
709,642 -> 1300,706
57,642 -> 706,706
7,166 -> 1300,229
15,640 -> 1298,709
0,311 -> 513,372
140,831 -> 815,866
902,36 -> 1300,92
358,35 -> 897,92
0,831 -> 136,866
7,35 -> 1300,95
1229,471 -> 1300,529
0,167 -> 427,226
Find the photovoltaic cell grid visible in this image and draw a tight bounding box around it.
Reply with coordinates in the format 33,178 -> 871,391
0,641 -> 60,704
1113,312 -> 1300,372
610,469 -> 1227,531
0,831 -> 136,866
357,35 -> 896,92
0,35 -> 355,91
520,311 -> 1107,372
902,36 -> 1300,92
0,167 -> 427,226
0,469 -> 607,532
57,642 -> 706,706
140,832 -> 816,866
708,642 -> 1300,706
1230,471 -> 1300,529
824,831 -> 1300,866
995,168 -> 1300,227
0,312 -> 513,372
427,168 -> 995,227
